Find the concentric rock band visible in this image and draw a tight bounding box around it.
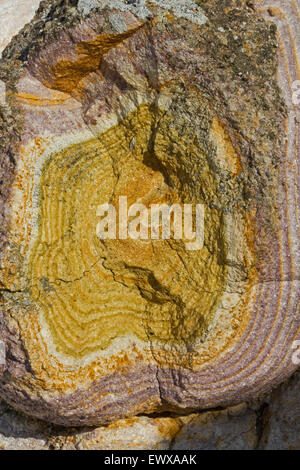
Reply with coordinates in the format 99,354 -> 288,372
0,0 -> 299,426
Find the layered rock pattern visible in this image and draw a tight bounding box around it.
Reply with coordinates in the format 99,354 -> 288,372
1,370 -> 300,450
0,0 -> 299,427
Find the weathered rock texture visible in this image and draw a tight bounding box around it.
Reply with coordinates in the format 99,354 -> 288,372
0,0 -> 299,434
1,369 -> 300,450
0,0 -> 41,56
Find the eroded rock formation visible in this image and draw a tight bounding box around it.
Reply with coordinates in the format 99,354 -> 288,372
0,0 -> 299,430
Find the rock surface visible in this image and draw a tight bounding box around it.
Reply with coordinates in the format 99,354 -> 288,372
0,369 -> 299,449
0,0 -> 299,446
0,0 -> 41,56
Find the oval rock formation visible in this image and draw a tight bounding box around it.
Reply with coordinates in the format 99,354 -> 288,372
0,0 -> 299,426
